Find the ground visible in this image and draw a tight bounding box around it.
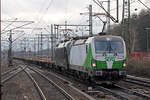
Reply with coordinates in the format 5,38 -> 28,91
1,59 -> 40,100
127,57 -> 150,78
1,57 -> 150,100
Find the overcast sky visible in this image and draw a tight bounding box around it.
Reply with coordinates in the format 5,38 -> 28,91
2,0 -> 150,51
2,0 -> 150,32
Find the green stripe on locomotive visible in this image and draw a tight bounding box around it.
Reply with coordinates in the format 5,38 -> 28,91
84,44 -> 94,69
84,44 -> 126,70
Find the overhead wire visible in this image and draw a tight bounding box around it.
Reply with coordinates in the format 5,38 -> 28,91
110,0 -> 137,12
37,0 -> 53,24
1,18 -> 18,32
65,0 -> 69,22
137,0 -> 150,10
30,0 -> 54,34
1,18 -> 18,31
66,0 -> 91,23
93,0 -> 118,22
92,0 -> 142,23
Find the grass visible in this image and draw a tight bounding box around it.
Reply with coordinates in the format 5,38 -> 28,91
127,58 -> 150,78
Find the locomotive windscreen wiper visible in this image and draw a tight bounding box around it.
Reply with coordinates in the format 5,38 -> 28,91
107,41 -> 114,53
102,52 -> 106,56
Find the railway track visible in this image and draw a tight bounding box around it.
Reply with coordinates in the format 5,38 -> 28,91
115,75 -> 150,99
26,65 -> 97,100
114,84 -> 150,99
46,70 -> 150,100
95,75 -> 150,100
96,85 -> 129,100
24,66 -> 75,100
28,64 -> 149,100
1,65 -> 26,84
47,68 -> 150,100
20,62 -> 150,100
127,75 -> 150,82
125,75 -> 150,88
1,66 -> 21,76
96,83 -> 150,100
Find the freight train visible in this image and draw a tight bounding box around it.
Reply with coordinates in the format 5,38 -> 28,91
54,34 -> 127,82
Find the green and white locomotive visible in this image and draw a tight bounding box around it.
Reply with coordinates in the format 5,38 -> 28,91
54,34 -> 127,82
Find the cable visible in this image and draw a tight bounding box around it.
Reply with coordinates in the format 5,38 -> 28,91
137,0 -> 150,10
1,18 -> 17,31
110,0 -> 137,12
93,0 -> 117,22
30,0 -> 54,34
65,0 -> 69,21
1,21 -> 34,34
36,0 -> 54,25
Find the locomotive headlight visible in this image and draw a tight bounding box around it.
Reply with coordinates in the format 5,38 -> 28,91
123,61 -> 127,67
106,37 -> 110,41
123,63 -> 126,67
92,60 -> 96,67
122,60 -> 127,67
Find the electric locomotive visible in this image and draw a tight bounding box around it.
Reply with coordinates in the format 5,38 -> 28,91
54,34 -> 127,82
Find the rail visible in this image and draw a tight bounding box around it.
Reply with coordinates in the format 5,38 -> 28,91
1,65 -> 26,83
24,69 -> 47,100
27,66 -> 75,100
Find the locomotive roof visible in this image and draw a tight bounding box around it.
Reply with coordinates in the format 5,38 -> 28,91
94,35 -> 123,40
56,35 -> 124,47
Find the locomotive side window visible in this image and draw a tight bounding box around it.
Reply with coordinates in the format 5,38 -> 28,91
86,44 -> 88,53
73,39 -> 86,46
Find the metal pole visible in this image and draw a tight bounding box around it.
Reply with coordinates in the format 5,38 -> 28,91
122,0 -> 131,54
40,33 -> 43,57
56,25 -> 59,39
54,24 -> 56,41
147,30 -> 149,52
128,0 -> 131,53
34,38 -> 36,57
107,0 -> 110,34
24,38 -> 27,57
146,28 -> 150,52
27,39 -> 29,57
8,30 -> 13,66
51,24 -> 53,59
116,0 -> 119,22
122,0 -> 125,38
0,0 -> 2,92
38,35 -> 39,57
47,36 -> 49,58
65,21 -> 67,34
89,5 -> 93,37
20,40 -> 22,57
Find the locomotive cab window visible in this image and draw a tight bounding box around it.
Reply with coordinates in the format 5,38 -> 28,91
94,37 -> 124,54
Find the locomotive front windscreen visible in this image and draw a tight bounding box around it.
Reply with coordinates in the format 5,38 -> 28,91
95,38 -> 124,54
